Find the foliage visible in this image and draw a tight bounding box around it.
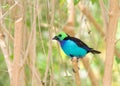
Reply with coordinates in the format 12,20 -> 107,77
0,0 -> 120,86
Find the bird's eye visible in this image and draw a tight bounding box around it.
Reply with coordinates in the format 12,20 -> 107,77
58,34 -> 62,37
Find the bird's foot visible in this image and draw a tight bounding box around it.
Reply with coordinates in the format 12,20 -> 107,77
71,57 -> 79,62
72,68 -> 76,73
71,57 -> 80,73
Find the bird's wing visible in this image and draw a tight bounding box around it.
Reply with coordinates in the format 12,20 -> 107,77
64,36 -> 91,51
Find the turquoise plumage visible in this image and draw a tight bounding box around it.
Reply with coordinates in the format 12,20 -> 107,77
53,32 -> 100,58
60,40 -> 87,57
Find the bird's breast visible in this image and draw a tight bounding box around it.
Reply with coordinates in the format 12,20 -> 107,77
60,40 -> 87,58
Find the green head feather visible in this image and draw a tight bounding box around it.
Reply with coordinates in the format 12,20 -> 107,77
56,31 -> 68,41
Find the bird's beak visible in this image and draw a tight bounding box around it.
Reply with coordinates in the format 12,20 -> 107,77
52,36 -> 58,40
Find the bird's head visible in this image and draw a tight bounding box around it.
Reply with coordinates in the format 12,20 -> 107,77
53,32 -> 68,41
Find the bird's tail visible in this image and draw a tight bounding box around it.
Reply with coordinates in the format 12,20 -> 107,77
90,48 -> 101,54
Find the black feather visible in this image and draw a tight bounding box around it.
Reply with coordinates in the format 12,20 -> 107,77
64,35 -> 101,54
89,48 -> 101,54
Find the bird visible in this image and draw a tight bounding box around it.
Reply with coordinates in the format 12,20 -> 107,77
53,31 -> 100,58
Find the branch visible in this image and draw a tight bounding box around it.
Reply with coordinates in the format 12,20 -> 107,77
99,0 -> 108,30
66,0 -> 75,25
44,0 -> 55,85
0,1 -> 18,20
0,7 -> 12,79
0,32 -> 12,78
81,58 -> 99,86
28,62 -> 43,86
63,0 -> 75,36
103,0 -> 119,85
72,57 -> 81,86
78,2 -> 105,37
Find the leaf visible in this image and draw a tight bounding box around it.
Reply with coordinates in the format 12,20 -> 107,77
115,56 -> 120,64
74,0 -> 80,5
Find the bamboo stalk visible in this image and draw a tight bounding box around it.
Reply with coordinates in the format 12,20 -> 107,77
63,0 -> 75,36
103,0 -> 119,86
72,57 -> 81,86
10,18 -> 23,86
66,0 -> 75,25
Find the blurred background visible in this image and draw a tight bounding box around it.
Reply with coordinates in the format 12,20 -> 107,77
0,0 -> 120,86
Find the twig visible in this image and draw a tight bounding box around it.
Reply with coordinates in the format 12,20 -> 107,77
78,2 -> 105,37
43,0 -> 54,85
28,62 -> 43,86
0,33 -> 12,78
0,1 -> 18,20
99,0 -> 108,30
0,7 -> 12,80
1,24 -> 14,41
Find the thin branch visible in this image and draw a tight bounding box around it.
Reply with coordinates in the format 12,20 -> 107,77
0,24 -> 14,41
0,32 -> 12,78
28,62 -> 43,86
99,0 -> 108,30
78,2 -> 105,37
28,0 -> 41,86
0,7 -> 12,80
0,1 -> 18,20
43,0 -> 55,85
72,57 -> 81,86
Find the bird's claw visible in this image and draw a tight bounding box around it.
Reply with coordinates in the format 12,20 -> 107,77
72,67 -> 80,73
72,68 -> 77,73
71,57 -> 80,62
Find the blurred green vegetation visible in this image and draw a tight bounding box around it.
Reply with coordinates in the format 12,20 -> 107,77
0,0 -> 120,86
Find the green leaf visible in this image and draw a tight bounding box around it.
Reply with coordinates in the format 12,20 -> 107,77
74,0 -> 80,5
115,56 -> 120,64
91,0 -> 96,4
